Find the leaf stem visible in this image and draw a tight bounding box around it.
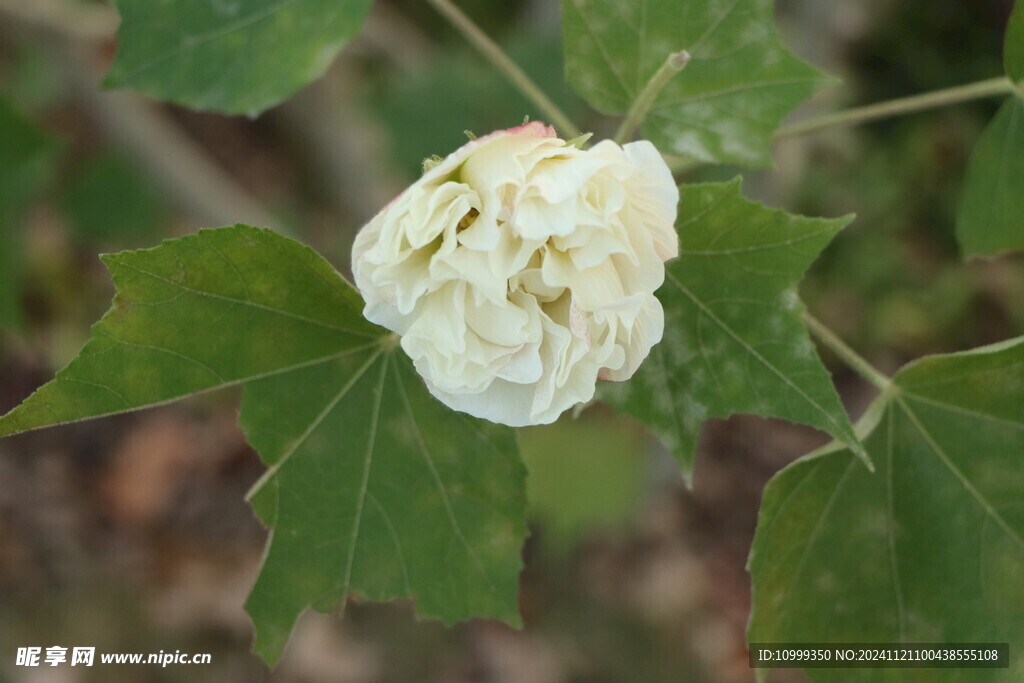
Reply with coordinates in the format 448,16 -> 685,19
775,76 -> 1016,139
424,0 -> 580,138
615,51 -> 691,144
803,312 -> 892,392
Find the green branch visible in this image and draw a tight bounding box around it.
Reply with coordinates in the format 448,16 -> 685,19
667,76 -> 1016,175
424,0 -> 580,138
803,312 -> 892,392
775,76 -> 1016,139
614,50 -> 691,144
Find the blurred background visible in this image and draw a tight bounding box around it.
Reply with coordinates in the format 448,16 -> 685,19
1,0 -> 1022,680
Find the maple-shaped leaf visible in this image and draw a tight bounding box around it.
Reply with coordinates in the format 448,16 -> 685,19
602,180 -> 862,479
749,336 -> 1024,679
562,0 -> 834,166
105,0 -> 373,116
0,226 -> 527,667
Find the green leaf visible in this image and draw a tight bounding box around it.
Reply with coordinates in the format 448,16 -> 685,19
0,97 -> 57,330
0,225 -> 528,666
956,96 -> 1024,257
1007,0 -> 1024,83
0,225 -> 380,436
242,346 -> 526,665
749,337 -> 1024,680
104,0 -> 373,116
601,180 -> 862,478
561,0 -> 832,166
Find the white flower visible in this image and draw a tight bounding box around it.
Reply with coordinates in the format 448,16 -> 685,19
352,122 -> 678,426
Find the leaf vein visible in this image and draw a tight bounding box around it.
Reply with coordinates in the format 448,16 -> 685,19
682,226 -> 838,256
652,76 -> 822,109
99,332 -> 227,383
115,0 -> 306,83
365,492 -> 413,596
777,457 -> 858,624
567,0 -> 635,104
885,408 -> 907,642
58,377 -> 131,408
901,393 -> 1024,431
667,272 -> 848,438
337,353 -> 389,612
391,353 -> 502,600
687,0 -> 743,57
111,259 -> 377,339
897,397 -> 1024,551
247,347 -> 384,499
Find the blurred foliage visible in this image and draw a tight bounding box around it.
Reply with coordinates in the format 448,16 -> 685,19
519,406 -> 648,550
62,153 -> 167,246
795,104 -> 1024,360
0,97 -> 57,330
3,40 -> 64,111
372,34 -> 586,180
775,0 -> 1024,366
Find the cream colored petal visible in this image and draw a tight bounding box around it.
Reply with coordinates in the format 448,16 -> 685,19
453,209 -> 500,250
352,128 -> 677,427
488,226 -> 545,282
362,299 -> 414,336
541,250 -> 627,311
525,151 -> 608,203
430,245 -> 507,303
459,134 -> 560,198
417,121 -> 558,189
563,225 -> 634,270
600,294 -> 665,382
464,289 -> 536,347
622,140 -> 679,261
401,281 -> 468,358
495,290 -> 545,384
511,192 -> 580,240
509,266 -> 563,303
529,311 -> 597,423
426,377 -> 538,427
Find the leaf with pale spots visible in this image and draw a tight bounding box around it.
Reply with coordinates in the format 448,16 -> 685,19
105,0 -> 373,115
242,347 -> 526,666
749,337 -> 1024,680
0,226 -> 527,667
601,180 -> 862,478
562,0 -> 834,166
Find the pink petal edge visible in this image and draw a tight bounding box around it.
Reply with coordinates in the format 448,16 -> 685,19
380,121 -> 559,211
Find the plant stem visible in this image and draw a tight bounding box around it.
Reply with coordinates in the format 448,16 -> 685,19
803,312 -> 892,391
424,0 -> 579,138
614,50 -> 691,144
775,76 -> 1016,139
